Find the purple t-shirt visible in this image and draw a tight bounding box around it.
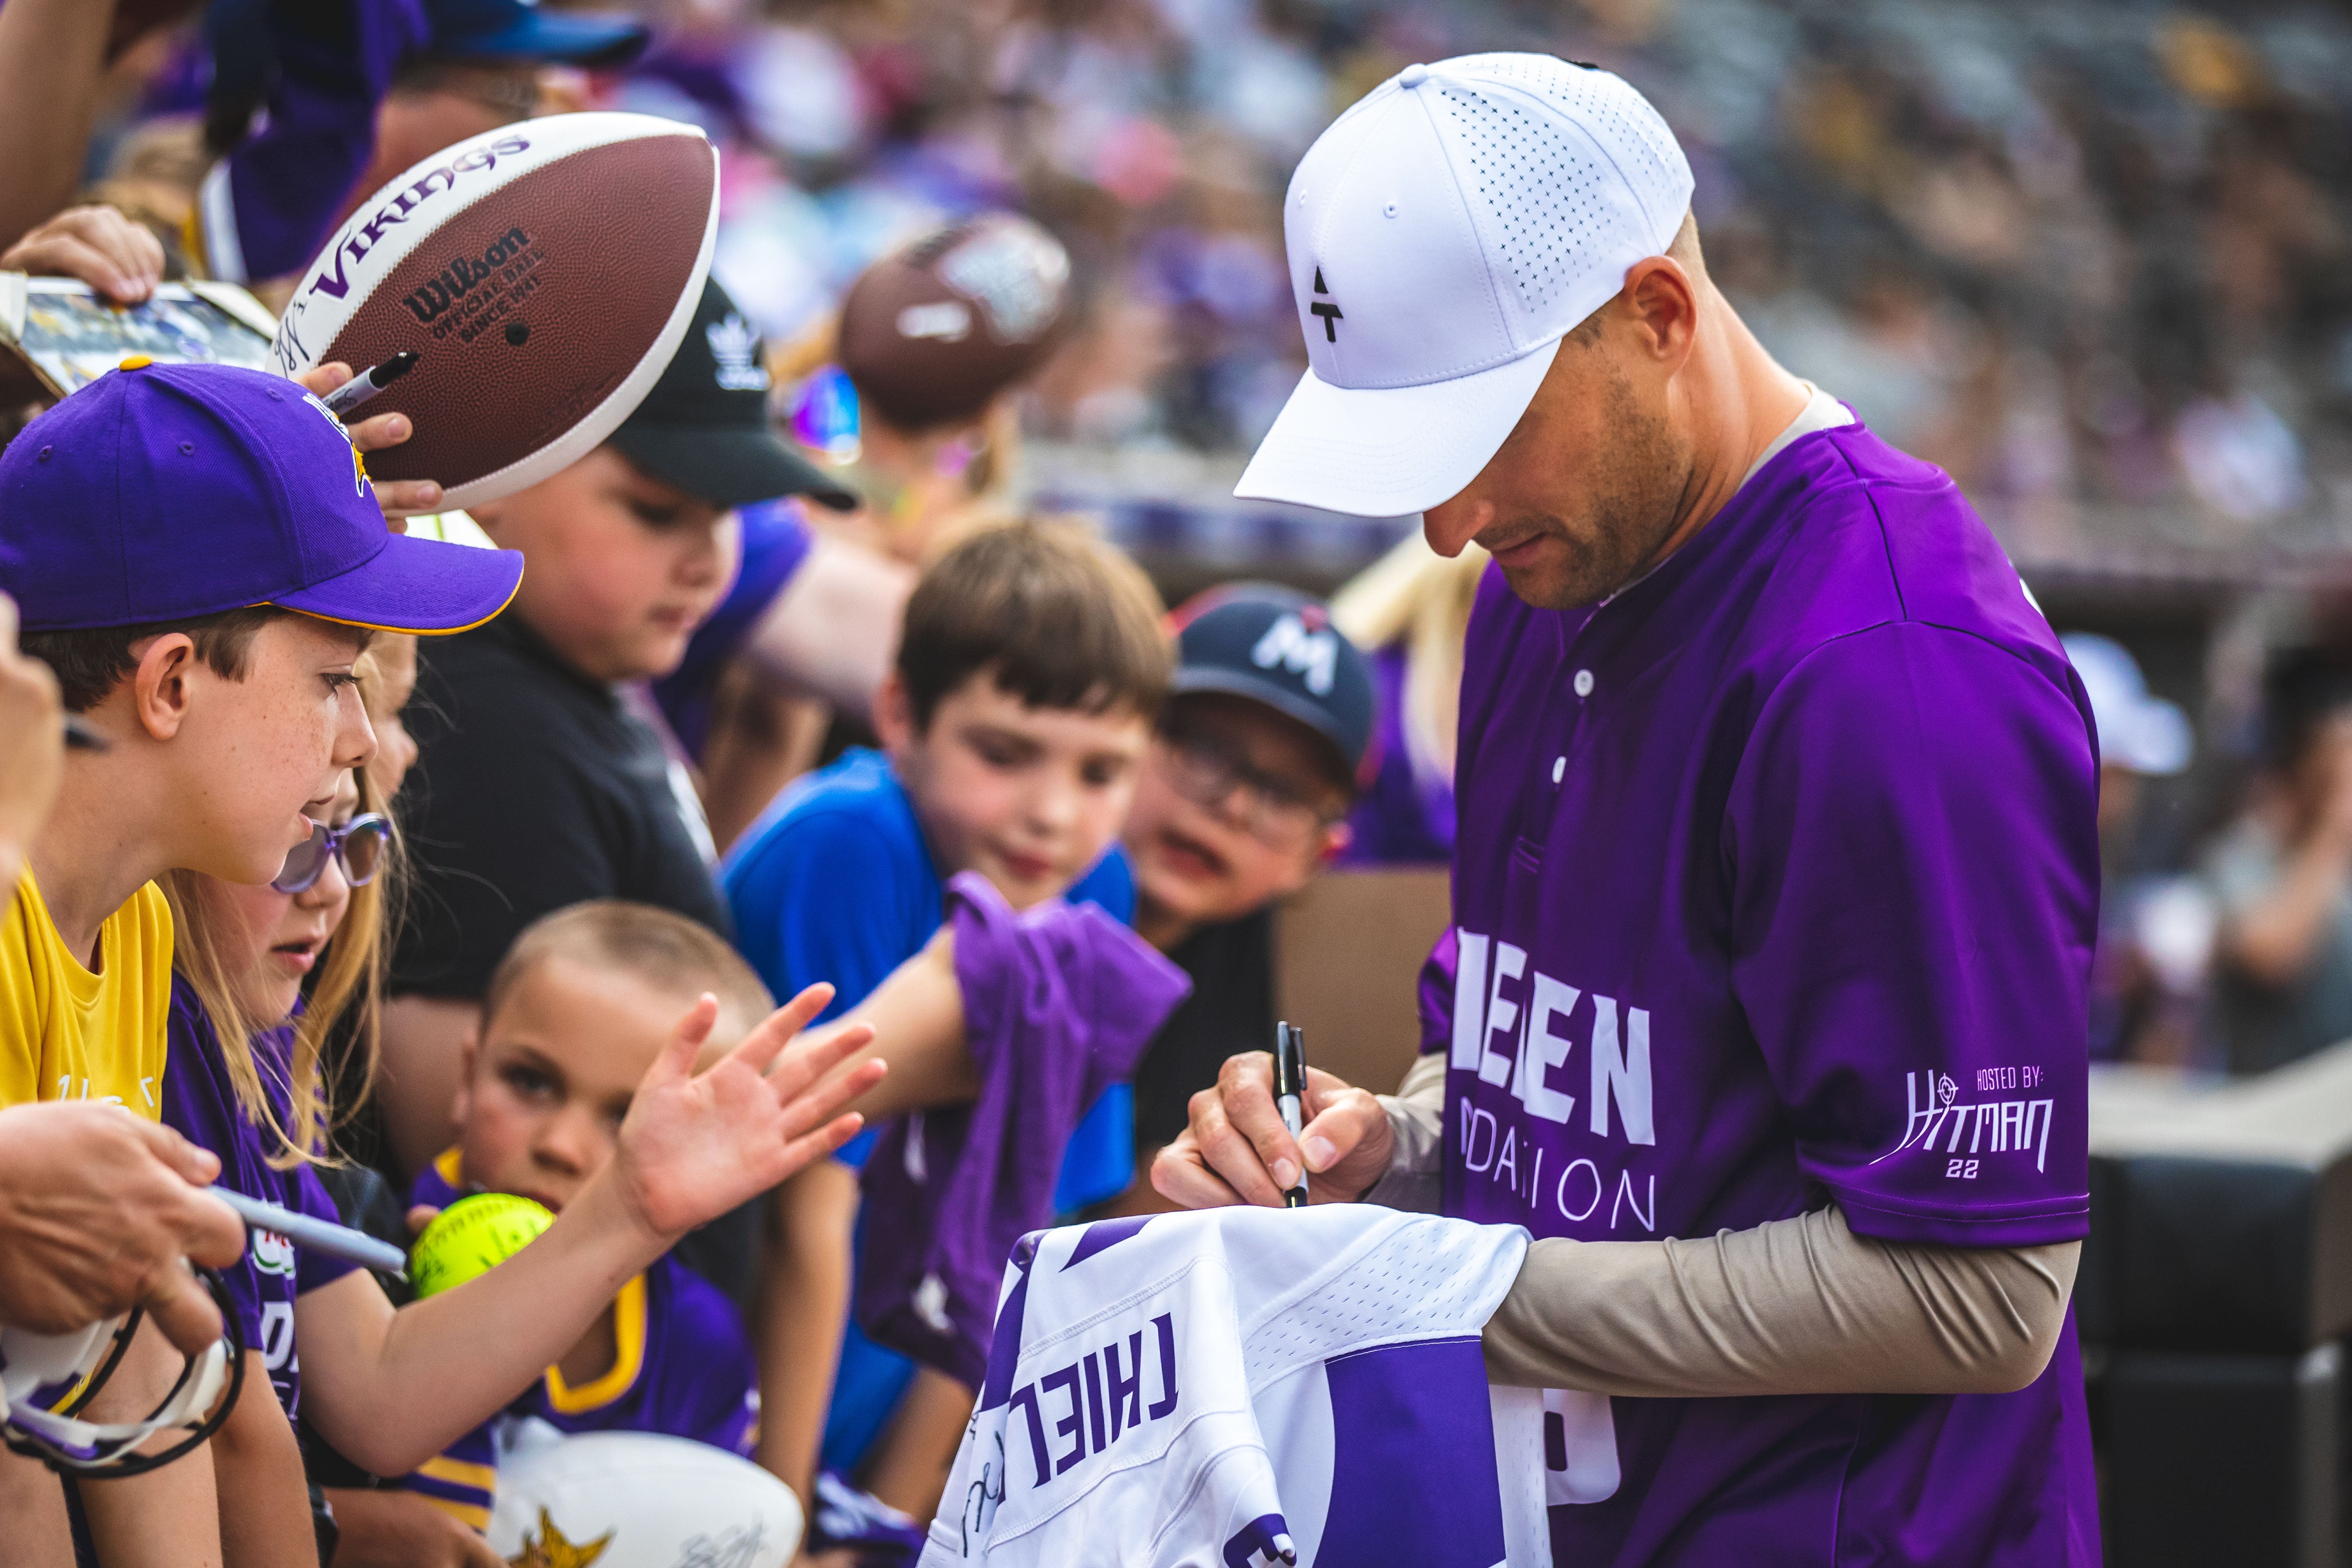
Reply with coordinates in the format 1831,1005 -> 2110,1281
160,980 -> 357,1420
856,872 -> 1190,1390
398,1151 -> 758,1527
1432,420 -> 2100,1566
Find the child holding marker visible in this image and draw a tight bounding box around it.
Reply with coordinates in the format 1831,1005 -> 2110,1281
160,762 -> 393,1567
158,826 -> 877,1568
0,359 -> 884,1568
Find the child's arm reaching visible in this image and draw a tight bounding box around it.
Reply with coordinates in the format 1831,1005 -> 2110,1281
812,928 -> 976,1119
294,984 -> 883,1477
749,931 -> 974,1512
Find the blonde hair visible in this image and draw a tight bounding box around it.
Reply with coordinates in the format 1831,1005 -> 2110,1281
483,901 -> 775,1048
1329,533 -> 1490,784
163,639 -> 408,1167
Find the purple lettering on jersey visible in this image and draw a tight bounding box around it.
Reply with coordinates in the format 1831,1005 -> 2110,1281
1103,1331 -> 1144,1441
1081,1352 -> 1107,1456
1008,1382 -> 1052,1487
1222,1514 -> 1297,1568
1147,1312 -> 1179,1420
1042,1364 -> 1085,1475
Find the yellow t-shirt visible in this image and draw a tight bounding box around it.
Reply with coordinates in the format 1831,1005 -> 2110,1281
0,870 -> 173,1116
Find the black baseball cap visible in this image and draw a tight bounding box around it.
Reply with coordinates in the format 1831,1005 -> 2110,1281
607,278 -> 858,512
1167,584 -> 1376,789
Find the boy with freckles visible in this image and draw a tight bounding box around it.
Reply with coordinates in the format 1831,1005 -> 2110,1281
0,357 -> 522,1565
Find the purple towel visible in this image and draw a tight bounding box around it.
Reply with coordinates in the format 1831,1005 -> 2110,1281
856,872 -> 1191,1389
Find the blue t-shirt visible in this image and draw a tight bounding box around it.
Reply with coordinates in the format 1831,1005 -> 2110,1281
721,748 -> 1137,1469
721,746 -> 1136,1194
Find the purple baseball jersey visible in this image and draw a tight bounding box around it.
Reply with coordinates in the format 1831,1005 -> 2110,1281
400,1151 -> 758,1529
160,981 -> 357,1421
857,872 -> 1191,1391
1432,420 -> 2101,1565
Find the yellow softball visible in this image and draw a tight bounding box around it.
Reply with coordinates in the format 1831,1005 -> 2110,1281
409,1192 -> 555,1298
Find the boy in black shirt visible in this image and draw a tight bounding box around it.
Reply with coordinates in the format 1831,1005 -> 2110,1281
384,277 -> 852,1183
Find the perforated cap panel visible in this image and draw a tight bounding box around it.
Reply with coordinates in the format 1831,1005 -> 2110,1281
1431,55 -> 1691,323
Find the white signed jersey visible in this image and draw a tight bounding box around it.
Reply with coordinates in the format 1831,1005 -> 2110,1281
919,1205 -> 1544,1568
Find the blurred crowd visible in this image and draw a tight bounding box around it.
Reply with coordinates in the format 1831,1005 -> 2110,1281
44,0 -> 2352,1081
53,0 -> 2352,540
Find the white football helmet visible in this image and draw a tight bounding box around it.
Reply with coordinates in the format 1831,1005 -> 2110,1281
0,1267 -> 244,1474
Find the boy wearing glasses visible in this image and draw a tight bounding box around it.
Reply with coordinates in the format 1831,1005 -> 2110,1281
1122,586 -> 1375,1190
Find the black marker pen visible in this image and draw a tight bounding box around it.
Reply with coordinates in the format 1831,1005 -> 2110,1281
320,351 -> 419,417
1274,1021 -> 1308,1209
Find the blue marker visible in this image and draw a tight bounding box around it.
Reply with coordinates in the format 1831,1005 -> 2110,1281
209,1187 -> 408,1279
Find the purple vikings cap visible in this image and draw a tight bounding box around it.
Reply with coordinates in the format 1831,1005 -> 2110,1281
0,361 -> 522,634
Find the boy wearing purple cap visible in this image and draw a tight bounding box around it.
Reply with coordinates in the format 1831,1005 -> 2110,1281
0,361 -> 886,1568
0,357 -> 520,1561
1162,54 -> 2098,1567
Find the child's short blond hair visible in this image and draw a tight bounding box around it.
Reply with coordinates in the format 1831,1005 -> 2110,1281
483,901 -> 775,1047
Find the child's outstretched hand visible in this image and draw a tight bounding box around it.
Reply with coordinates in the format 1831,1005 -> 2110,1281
613,983 -> 885,1243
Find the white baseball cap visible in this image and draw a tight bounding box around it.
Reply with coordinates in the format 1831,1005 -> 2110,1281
2061,633 -> 2192,776
1235,53 -> 1694,518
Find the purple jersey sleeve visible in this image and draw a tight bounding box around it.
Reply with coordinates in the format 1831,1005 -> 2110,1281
855,873 -> 1191,1388
1724,621 -> 2097,1248
201,0 -> 430,282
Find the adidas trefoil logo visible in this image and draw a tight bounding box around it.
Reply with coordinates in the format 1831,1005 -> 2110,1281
707,313 -> 769,393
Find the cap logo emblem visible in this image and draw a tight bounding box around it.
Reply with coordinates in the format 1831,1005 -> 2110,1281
1309,267 -> 1343,343
707,313 -> 769,393
1252,612 -> 1338,697
302,392 -> 376,500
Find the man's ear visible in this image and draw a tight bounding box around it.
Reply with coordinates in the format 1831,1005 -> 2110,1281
874,669 -> 915,756
128,633 -> 201,741
1619,254 -> 1702,372
1317,818 -> 1354,866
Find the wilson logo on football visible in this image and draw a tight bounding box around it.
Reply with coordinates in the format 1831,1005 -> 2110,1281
404,228 -> 533,324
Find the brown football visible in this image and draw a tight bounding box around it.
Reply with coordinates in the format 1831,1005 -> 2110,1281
267,112 -> 718,508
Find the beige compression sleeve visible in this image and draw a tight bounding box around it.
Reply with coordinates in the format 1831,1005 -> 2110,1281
1366,1053 -> 2080,1399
